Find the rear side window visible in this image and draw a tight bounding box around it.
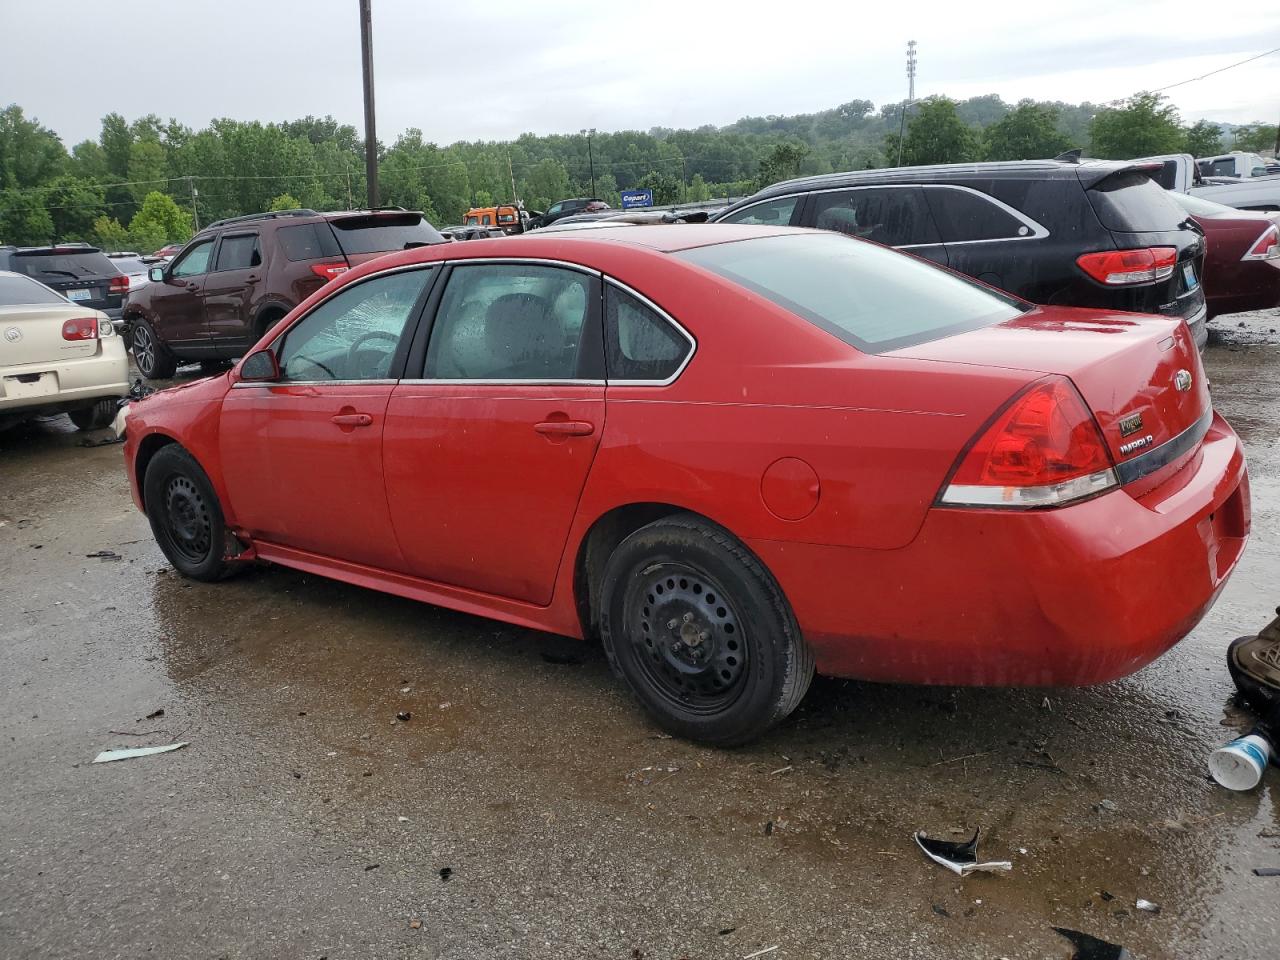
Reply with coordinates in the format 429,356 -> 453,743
278,222 -> 342,262
0,274 -> 66,306
214,234 -> 261,271
678,233 -> 1025,354
926,187 -> 1035,242
12,250 -> 116,281
1088,172 -> 1188,233
718,195 -> 801,227
604,285 -> 691,383
811,187 -> 940,247
328,214 -> 445,255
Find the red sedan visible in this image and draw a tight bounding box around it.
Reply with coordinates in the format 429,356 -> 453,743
1171,192 -> 1280,318
122,226 -> 1250,745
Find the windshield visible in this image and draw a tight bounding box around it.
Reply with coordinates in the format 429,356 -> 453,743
0,274 -> 67,306
677,233 -> 1026,353
328,214 -> 445,254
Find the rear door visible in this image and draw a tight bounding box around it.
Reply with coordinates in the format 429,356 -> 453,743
148,237 -> 216,353
202,231 -> 262,356
806,186 -> 949,265
382,260 -> 605,604
923,184 -> 1046,288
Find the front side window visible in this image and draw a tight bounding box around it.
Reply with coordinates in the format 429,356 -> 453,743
214,234 -> 261,271
678,233 -> 1025,354
604,285 -> 691,382
718,195 -> 801,227
277,269 -> 433,382
925,187 -> 1034,242
424,263 -> 595,380
811,186 -> 939,247
171,239 -> 215,278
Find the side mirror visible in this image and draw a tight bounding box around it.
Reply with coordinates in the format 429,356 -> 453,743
238,348 -> 279,383
149,266 -> 165,282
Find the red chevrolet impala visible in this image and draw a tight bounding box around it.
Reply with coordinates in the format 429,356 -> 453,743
123,225 -> 1250,745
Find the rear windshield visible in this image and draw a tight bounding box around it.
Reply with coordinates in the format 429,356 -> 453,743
1088,171 -> 1188,233
12,250 -> 116,281
0,274 -> 66,306
110,257 -> 147,273
1169,192 -> 1236,218
677,233 -> 1026,354
328,214 -> 445,255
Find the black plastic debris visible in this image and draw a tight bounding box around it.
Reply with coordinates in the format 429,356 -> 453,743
395,711 -> 411,722
1053,926 -> 1131,959
142,708 -> 164,721
86,550 -> 122,561
931,903 -> 950,918
1254,867 -> 1280,877
914,828 -> 1012,876
438,867 -> 452,881
540,651 -> 583,666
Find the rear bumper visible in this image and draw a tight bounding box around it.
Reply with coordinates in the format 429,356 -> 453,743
751,412 -> 1249,687
0,339 -> 129,414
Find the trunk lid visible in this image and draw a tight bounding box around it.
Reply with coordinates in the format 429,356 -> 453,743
0,304 -> 102,366
889,306 -> 1209,481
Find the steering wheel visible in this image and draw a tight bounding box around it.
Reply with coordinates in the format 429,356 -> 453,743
346,330 -> 400,379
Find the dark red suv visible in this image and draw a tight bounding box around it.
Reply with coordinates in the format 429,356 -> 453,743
123,208 -> 444,378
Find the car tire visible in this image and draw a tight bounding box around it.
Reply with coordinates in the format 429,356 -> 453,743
68,398 -> 118,431
130,320 -> 177,380
143,445 -> 237,582
599,514 -> 814,746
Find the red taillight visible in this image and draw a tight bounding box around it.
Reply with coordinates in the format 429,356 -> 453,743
109,274 -> 129,294
1242,225 -> 1280,262
310,261 -> 349,281
939,377 -> 1117,508
62,317 -> 100,341
1076,247 -> 1178,285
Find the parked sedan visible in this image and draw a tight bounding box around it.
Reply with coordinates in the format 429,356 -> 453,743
122,226 -> 1249,745
0,271 -> 128,431
1169,192 -> 1280,318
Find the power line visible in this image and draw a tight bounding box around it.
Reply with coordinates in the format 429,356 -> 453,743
1139,45 -> 1280,99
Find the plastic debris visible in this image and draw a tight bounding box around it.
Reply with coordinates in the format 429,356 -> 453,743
439,867 -> 453,881
1209,729 -> 1274,791
92,742 -> 188,764
1253,868 -> 1280,877
1135,898 -> 1161,913
85,549 -> 122,561
142,708 -> 164,720
914,828 -> 1012,876
1053,927 -> 1131,959
742,948 -> 778,960
395,711 -> 411,722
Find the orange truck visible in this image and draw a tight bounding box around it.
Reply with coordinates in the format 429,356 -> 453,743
462,204 -> 526,234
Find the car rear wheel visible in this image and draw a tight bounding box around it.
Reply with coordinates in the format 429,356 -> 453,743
131,320 -> 177,380
143,445 -> 236,582
67,398 -> 118,431
600,514 -> 814,746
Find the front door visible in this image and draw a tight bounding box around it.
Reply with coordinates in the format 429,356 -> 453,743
219,266 -> 437,570
203,231 -> 263,357
150,236 -> 216,353
383,261 -> 605,604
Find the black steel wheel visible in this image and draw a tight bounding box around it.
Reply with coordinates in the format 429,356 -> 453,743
131,320 -> 177,380
600,514 -> 814,746
143,445 -> 236,582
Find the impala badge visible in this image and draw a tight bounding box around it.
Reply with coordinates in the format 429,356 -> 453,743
1174,369 -> 1193,392
1119,434 -> 1154,456
1118,412 -> 1144,437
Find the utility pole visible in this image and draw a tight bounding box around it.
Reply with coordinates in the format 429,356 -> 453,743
508,153 -> 518,202
898,40 -> 918,167
359,0 -> 379,209
186,176 -> 200,230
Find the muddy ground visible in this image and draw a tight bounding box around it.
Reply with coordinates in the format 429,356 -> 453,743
2,312 -> 1279,960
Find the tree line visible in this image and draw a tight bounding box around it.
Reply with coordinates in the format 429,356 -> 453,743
0,92 -> 1275,250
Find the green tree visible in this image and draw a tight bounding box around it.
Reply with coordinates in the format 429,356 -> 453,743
983,101 -> 1072,161
126,140 -> 168,202
686,173 -> 711,203
0,105 -> 67,190
268,192 -> 302,211
92,215 -> 131,252
520,157 -> 571,212
1089,92 -> 1184,159
127,219 -> 167,255
1230,122 -> 1279,153
44,175 -> 106,240
884,97 -> 980,166
755,141 -> 809,189
1183,120 -> 1223,157
635,170 -> 681,205
129,190 -> 192,244
0,188 -> 54,245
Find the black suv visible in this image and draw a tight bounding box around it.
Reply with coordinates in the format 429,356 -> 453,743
0,244 -> 126,322
713,160 -> 1208,350
530,198 -> 606,229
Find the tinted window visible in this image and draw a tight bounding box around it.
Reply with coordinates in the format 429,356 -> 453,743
329,214 -> 445,255
425,264 -> 593,380
811,187 -> 939,246
719,195 -> 801,227
605,285 -> 690,382
1206,159 -> 1235,177
11,250 -> 116,281
1169,192 -> 1236,218
678,233 -> 1024,354
214,234 -> 260,271
110,257 -> 148,273
925,187 -> 1033,242
0,274 -> 65,306
1087,172 -> 1187,232
171,239 -> 215,277
278,269 -> 432,382
278,222 -> 342,261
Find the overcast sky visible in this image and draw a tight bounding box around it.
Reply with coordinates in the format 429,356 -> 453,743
4,0 -> 1277,147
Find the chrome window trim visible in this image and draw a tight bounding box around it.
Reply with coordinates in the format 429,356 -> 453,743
437,256 -> 601,276
602,277 -> 697,387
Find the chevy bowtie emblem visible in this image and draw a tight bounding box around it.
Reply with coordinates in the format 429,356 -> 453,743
1174,369 -> 1192,392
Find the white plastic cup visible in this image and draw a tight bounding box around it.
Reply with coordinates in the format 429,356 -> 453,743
1209,731 -> 1274,791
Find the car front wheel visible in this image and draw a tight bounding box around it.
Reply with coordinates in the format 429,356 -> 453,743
130,320 -> 177,380
143,445 -> 236,582
600,514 -> 814,746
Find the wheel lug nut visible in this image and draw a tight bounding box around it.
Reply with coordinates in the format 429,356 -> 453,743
683,612 -> 694,623
667,618 -> 679,630
699,631 -> 710,643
